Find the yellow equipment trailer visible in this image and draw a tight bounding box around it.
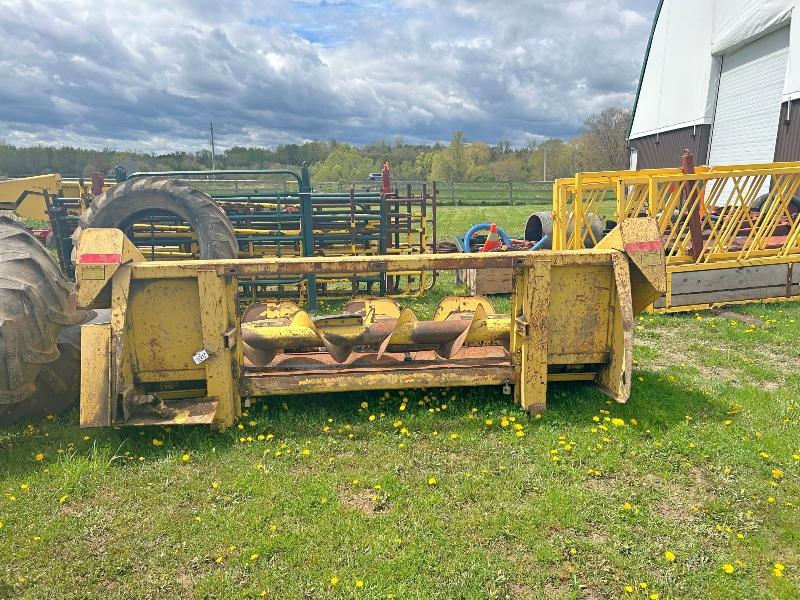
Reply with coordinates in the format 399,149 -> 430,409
74,218 -> 666,429
0,174 -> 105,221
551,160 -> 800,312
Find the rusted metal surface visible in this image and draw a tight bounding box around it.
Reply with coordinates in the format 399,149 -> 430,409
681,150 -> 703,262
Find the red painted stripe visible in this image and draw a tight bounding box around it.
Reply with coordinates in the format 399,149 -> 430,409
624,240 -> 662,253
78,253 -> 122,264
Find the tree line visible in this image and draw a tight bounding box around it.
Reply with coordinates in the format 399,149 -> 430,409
0,108 -> 630,182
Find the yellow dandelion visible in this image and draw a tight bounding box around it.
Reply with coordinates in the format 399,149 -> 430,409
771,468 -> 783,480
355,580 -> 364,588
393,420 -> 402,428
368,414 -> 376,422
330,576 -> 339,586
181,453 -> 190,462
639,582 -> 648,590
211,481 -> 220,489
82,435 -> 91,441
19,483 -> 29,492
623,502 -> 633,511
250,553 -> 259,561
650,594 -> 659,600
59,494 -> 68,504
664,550 -> 676,562
516,430 -> 525,438
302,449 -> 311,456
34,453 -> 44,462
624,585 -> 634,593
427,477 -> 437,486
257,434 -> 265,441
152,438 -> 164,446
611,417 -> 625,427
722,563 -> 735,574
360,401 -> 369,409
449,433 -> 459,440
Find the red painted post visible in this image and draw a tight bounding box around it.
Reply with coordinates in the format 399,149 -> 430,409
381,161 -> 392,196
681,149 -> 703,261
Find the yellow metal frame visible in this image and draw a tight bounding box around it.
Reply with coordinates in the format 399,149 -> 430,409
553,162 -> 800,312
74,218 -> 665,429
0,174 -> 112,221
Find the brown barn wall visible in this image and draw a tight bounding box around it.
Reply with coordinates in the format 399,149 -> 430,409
628,124 -> 711,170
774,99 -> 800,162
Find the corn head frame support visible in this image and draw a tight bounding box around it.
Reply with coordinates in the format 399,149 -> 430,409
75,218 -> 665,429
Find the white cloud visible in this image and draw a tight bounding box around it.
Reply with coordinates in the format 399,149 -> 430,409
0,0 -> 657,151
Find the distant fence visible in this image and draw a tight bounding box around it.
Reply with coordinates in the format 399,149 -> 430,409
315,180 -> 553,206
3,172 -> 554,207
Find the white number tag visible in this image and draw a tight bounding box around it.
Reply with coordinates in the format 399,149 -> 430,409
193,349 -> 210,364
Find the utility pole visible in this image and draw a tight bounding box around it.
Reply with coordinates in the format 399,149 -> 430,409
210,122 -> 216,171
543,148 -> 548,181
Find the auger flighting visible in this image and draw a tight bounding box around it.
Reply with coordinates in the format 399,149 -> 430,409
241,297 -> 512,366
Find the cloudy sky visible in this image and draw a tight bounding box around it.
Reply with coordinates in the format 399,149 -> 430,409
0,0 -> 658,152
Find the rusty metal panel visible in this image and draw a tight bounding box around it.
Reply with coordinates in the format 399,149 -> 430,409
127,278 -> 206,379
548,264 -> 612,357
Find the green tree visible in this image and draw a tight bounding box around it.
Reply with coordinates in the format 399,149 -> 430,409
430,132 -> 470,181
311,145 -> 378,182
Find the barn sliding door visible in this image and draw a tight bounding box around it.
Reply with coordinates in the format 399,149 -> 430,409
708,26 -> 790,173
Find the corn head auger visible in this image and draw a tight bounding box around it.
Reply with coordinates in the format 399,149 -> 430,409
74,218 -> 666,429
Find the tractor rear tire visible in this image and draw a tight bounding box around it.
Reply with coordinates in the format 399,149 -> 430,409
751,193 -> 800,216
73,177 -> 239,259
0,217 -> 79,425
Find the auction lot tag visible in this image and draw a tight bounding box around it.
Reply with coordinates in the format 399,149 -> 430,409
193,349 -> 210,364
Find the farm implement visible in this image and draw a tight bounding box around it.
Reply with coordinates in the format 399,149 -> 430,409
549,154 -> 800,311
73,217 -> 665,429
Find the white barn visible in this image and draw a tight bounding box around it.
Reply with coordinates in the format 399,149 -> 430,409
629,0 -> 800,170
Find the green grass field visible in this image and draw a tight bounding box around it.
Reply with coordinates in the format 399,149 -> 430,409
1,207 -> 799,599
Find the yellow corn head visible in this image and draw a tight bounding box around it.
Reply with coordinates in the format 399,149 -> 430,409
74,218 -> 665,429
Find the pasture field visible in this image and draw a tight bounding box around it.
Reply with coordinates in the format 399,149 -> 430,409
1,207 -> 798,599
